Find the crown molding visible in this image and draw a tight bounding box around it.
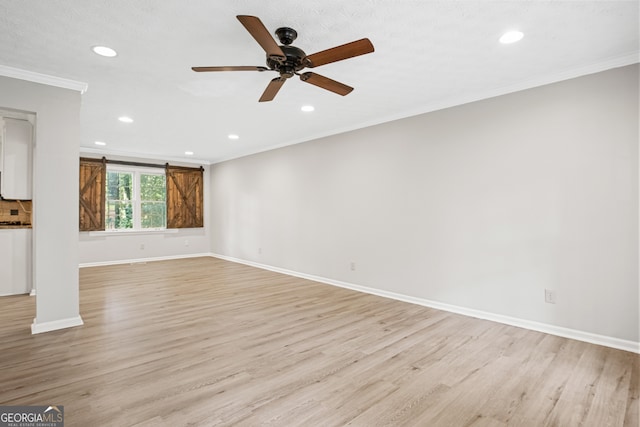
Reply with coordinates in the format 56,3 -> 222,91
0,65 -> 88,94
79,147 -> 212,166
210,51 -> 640,165
334,51 -> 640,145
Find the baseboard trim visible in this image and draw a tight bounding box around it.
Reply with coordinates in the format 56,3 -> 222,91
79,253 -> 212,268
210,253 -> 640,354
31,316 -> 84,334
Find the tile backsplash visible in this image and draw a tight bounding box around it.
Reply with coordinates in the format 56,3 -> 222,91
0,199 -> 32,224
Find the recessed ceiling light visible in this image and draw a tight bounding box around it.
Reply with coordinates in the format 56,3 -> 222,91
228,134 -> 239,140
94,141 -> 107,146
301,105 -> 315,112
185,151 -> 194,156
118,116 -> 134,123
92,46 -> 117,57
499,30 -> 524,44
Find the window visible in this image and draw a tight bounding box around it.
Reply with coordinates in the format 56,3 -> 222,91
79,157 -> 203,232
105,166 -> 166,230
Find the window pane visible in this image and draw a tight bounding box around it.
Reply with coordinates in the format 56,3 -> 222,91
140,174 -> 166,201
141,201 -> 166,229
140,173 -> 166,228
106,172 -> 132,201
106,171 -> 134,230
105,201 -> 133,230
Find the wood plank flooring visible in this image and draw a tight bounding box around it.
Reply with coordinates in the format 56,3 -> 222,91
0,257 -> 637,426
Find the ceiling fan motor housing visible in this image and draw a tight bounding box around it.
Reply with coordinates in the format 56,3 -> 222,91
275,27 -> 297,45
267,44 -> 307,78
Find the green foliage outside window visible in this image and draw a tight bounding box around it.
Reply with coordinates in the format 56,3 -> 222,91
140,174 -> 166,228
106,172 -> 133,230
105,170 -> 166,230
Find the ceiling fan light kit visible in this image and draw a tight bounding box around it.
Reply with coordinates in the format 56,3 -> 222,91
192,15 -> 374,102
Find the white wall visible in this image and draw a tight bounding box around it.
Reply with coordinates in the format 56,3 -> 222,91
78,155 -> 210,265
0,75 -> 82,331
210,65 -> 639,344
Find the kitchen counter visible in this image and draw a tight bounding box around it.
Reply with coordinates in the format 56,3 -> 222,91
0,225 -> 32,229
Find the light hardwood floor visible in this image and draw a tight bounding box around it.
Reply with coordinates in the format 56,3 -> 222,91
0,257 -> 638,426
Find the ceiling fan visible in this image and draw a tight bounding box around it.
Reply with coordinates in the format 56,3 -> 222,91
192,15 -> 375,102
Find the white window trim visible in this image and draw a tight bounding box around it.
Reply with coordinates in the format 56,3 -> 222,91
87,229 -> 178,237
105,164 -> 167,232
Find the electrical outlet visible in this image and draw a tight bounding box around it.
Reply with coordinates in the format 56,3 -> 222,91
140,243 -> 145,250
184,239 -> 189,247
258,247 -> 262,255
544,289 -> 556,304
350,261 -> 356,271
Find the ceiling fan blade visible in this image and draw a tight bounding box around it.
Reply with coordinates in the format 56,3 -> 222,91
259,77 -> 287,102
192,66 -> 270,72
237,15 -> 286,61
305,38 -> 374,68
299,72 -> 353,96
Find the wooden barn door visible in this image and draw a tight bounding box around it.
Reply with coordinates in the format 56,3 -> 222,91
166,165 -> 203,228
79,157 -> 106,231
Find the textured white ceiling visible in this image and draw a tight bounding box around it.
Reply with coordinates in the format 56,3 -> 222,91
1,1 -> 638,164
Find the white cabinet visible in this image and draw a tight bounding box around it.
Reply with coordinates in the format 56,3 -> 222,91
0,117 -> 33,200
0,229 -> 32,296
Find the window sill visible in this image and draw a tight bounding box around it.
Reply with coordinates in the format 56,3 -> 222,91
86,229 -> 179,237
